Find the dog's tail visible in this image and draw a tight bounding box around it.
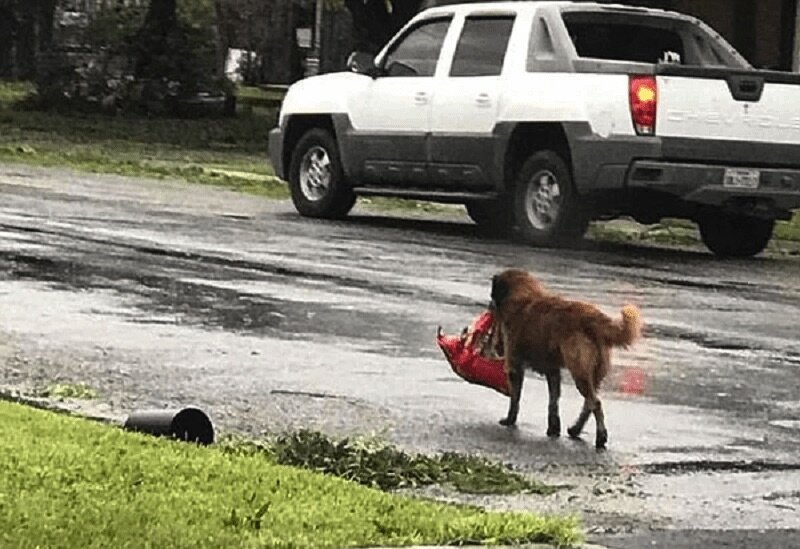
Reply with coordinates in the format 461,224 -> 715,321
608,304 -> 642,348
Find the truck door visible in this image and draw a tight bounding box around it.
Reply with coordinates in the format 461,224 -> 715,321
428,14 -> 516,190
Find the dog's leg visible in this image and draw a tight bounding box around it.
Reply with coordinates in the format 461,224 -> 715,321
593,349 -> 610,449
546,369 -> 561,437
568,400 -> 592,439
500,354 -> 524,427
569,392 -> 606,448
593,399 -> 608,450
567,379 -> 594,439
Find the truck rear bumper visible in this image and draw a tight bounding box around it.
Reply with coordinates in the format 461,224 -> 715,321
627,160 -> 800,214
570,132 -> 800,214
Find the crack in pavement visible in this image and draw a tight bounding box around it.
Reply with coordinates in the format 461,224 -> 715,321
640,459 -> 800,475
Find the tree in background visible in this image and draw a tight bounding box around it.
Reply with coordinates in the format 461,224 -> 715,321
130,0 -> 222,97
0,0 -> 16,77
344,0 -> 424,54
215,0 -> 272,84
133,0 -> 178,78
215,0 -> 313,85
0,0 -> 58,78
31,0 -> 231,115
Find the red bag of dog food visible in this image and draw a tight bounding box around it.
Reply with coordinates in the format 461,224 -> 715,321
436,311 -> 509,396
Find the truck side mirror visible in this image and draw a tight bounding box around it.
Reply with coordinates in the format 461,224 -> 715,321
347,51 -> 379,77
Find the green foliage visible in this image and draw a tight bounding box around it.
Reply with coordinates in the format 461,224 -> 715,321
588,220 -> 699,247
37,383 -> 99,400
775,214 -> 800,242
222,429 -> 559,496
82,4 -> 148,52
0,80 -> 33,104
323,0 -> 347,9
178,0 -> 218,28
33,0 -> 230,115
589,216 -> 800,248
361,196 -> 460,216
0,401 -> 582,548
131,18 -> 222,100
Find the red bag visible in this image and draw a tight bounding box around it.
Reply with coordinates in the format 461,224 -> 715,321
436,311 -> 509,396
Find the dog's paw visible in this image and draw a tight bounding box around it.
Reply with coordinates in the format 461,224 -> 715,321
499,417 -> 517,428
567,425 -> 582,439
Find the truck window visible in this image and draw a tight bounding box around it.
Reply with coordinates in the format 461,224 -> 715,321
450,15 -> 516,77
561,11 -> 746,68
382,18 -> 452,77
568,22 -> 684,64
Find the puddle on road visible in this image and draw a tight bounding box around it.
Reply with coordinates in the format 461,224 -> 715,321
647,323 -> 753,352
770,419 -> 800,431
0,249 -> 434,357
2,242 -> 800,434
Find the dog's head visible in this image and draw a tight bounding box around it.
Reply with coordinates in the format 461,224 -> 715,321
490,269 -> 543,311
490,273 -> 511,311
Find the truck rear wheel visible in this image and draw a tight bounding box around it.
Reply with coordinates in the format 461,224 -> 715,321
512,150 -> 589,246
288,128 -> 356,219
698,213 -> 774,258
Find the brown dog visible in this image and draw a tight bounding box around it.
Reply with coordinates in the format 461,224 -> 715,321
490,269 -> 642,449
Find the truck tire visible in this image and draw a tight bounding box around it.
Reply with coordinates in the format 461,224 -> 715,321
512,150 -> 589,246
288,128 -> 356,219
698,213 -> 774,258
465,200 -> 512,236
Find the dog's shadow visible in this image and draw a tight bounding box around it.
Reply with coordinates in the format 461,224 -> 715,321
457,421 -> 616,466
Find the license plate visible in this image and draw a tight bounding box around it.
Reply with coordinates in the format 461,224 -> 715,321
723,168 -> 760,189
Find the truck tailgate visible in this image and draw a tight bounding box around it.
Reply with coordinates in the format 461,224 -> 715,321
655,66 -> 800,146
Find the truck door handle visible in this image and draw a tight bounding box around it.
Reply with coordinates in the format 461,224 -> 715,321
414,91 -> 429,105
476,93 -> 491,107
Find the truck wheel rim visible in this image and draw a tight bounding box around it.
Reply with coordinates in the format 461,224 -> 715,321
299,146 -> 332,202
525,169 -> 561,230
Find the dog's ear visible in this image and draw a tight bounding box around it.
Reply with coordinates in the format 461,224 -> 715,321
491,274 -> 510,308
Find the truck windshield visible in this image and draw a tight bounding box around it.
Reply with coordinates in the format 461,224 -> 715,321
562,11 -> 748,68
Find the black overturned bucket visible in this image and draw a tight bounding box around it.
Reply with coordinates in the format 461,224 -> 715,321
123,407 -> 214,445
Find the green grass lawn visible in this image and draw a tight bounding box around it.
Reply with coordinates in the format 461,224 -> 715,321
237,85 -> 288,108
774,216 -> 800,242
0,401 -> 580,548
589,215 -> 800,251
0,82 -> 287,198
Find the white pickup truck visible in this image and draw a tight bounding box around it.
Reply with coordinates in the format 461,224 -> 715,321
269,1 -> 800,257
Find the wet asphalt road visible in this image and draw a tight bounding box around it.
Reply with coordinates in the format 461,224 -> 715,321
0,165 -> 799,547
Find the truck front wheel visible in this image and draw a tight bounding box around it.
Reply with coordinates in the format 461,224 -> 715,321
465,200 -> 512,236
698,213 -> 774,258
512,150 -> 589,246
288,128 -> 356,219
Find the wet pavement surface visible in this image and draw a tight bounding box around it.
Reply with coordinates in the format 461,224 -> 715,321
0,165 -> 799,547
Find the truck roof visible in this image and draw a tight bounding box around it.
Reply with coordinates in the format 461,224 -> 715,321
421,1 -> 686,20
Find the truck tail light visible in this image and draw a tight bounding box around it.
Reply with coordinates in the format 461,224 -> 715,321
629,75 -> 657,135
